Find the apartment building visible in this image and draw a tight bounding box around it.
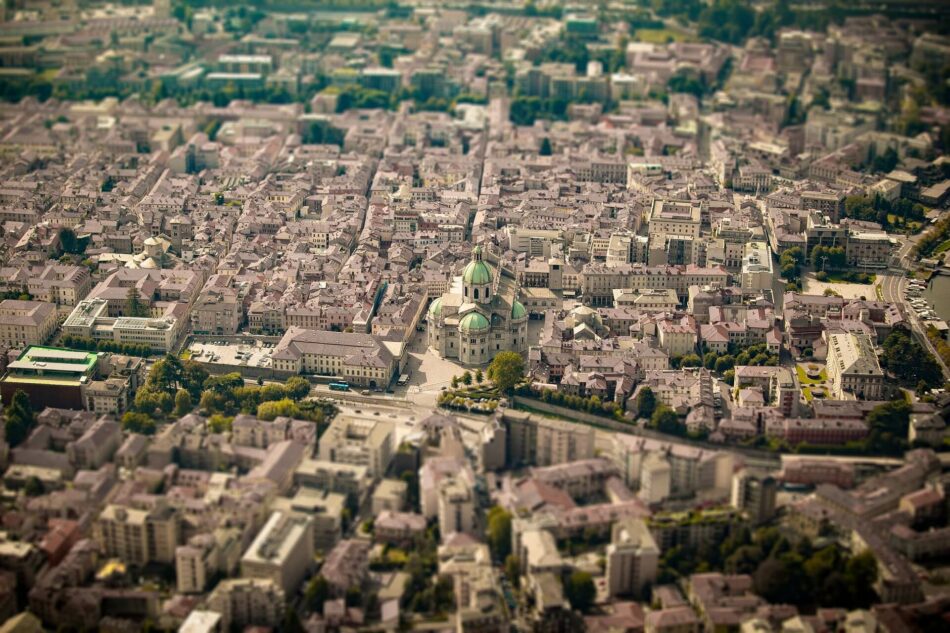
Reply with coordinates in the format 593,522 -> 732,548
740,242 -> 773,291
438,476 -> 476,537
294,459 -> 371,500
191,274 -> 242,335
502,410 -> 596,468
95,503 -> 179,565
207,578 -> 285,632
176,536 -> 216,594
240,511 -> 313,593
318,416 -> 394,478
272,488 -> 345,553
648,200 -> 702,240
0,300 -> 57,350
606,518 -> 660,598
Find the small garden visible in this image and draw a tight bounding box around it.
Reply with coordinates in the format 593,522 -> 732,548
438,369 -> 500,414
815,270 -> 875,284
796,363 -> 830,402
437,353 -> 525,415
796,363 -> 826,385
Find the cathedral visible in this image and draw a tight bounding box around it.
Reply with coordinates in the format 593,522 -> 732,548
427,246 -> 529,365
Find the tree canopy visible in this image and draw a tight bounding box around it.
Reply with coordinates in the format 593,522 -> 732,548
4,390 -> 35,447
486,506 -> 513,561
881,327 -> 943,390
488,351 -> 525,395
565,571 -> 596,613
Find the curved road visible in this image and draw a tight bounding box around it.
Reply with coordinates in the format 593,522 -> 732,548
878,269 -> 950,380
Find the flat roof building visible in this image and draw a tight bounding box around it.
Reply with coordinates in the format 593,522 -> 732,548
241,511 -> 313,593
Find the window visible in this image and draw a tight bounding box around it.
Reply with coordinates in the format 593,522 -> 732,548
474,288 -> 479,299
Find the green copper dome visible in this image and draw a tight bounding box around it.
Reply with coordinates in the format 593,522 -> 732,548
459,311 -> 490,333
511,300 -> 527,320
462,246 -> 493,286
428,297 -> 443,318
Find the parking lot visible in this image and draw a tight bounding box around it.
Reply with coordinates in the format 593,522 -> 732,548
186,339 -> 276,371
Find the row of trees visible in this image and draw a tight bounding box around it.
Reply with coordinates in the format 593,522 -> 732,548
449,368 -> 484,389
59,335 -> 153,359
915,213 -> 950,259
780,246 -> 804,290
123,354 -> 326,435
810,245 -> 847,271
536,388 -> 625,420
881,326 -> 944,392
926,325 -> 950,375
660,524 -> 878,610
4,390 -> 35,448
845,194 -> 926,229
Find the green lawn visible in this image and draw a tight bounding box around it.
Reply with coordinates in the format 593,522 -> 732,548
634,28 -> 694,44
933,238 -> 950,255
823,272 -> 875,284
888,215 -> 924,234
796,364 -> 827,385
454,385 -> 499,399
802,385 -> 829,402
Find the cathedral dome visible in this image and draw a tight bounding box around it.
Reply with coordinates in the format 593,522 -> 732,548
428,297 -> 443,318
462,246 -> 493,286
511,300 -> 527,321
459,311 -> 490,333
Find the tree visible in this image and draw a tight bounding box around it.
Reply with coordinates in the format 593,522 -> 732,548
258,398 -> 300,421
203,372 -> 244,395
881,326 -> 943,390
487,351 -> 525,395
635,386 -> 657,419
147,355 -> 184,393
174,389 -> 192,417
461,371 -> 473,386
714,355 -> 735,373
505,554 -> 521,588
125,285 -> 149,318
565,571 -> 596,613
651,406 -> 685,436
283,607 -> 305,633
135,386 -> 165,414
780,247 -> 804,283
486,506 -> 512,561
306,575 -> 330,613
121,411 -> 156,435
680,353 -> 702,367
451,376 -> 459,389
207,414 -> 233,434
23,476 -> 44,497
260,383 -> 289,402
286,376 -> 311,400
180,359 -> 209,398
4,390 -> 35,447
58,227 -> 86,255
865,400 -> 911,455
539,137 -> 553,156
754,555 -> 796,604
474,369 -> 484,384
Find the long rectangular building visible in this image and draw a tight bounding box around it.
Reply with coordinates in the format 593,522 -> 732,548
271,326 -> 397,388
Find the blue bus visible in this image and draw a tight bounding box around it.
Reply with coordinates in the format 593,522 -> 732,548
329,381 -> 350,392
